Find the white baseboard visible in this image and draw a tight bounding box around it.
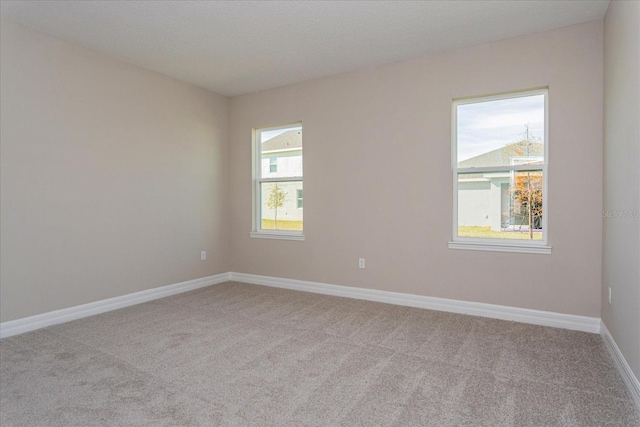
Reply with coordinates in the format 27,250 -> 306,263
0,271 -> 601,340
600,321 -> 640,413
229,272 -> 601,333
0,273 -> 231,339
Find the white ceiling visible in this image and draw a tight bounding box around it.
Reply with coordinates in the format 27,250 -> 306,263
0,1 -> 610,97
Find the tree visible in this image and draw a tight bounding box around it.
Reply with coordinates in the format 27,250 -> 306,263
266,184 -> 287,229
511,171 -> 543,239
506,125 -> 544,239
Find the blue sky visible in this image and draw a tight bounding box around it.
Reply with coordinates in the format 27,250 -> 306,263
457,94 -> 545,162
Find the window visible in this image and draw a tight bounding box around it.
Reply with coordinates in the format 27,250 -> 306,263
450,88 -> 550,254
297,189 -> 303,209
251,123 -> 303,240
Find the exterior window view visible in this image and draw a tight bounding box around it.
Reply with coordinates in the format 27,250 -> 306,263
254,123 -> 303,234
453,89 -> 547,243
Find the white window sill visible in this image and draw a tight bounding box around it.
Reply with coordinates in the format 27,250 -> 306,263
448,240 -> 551,254
250,231 -> 304,241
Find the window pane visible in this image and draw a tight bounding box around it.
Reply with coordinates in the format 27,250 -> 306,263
457,94 -> 545,168
296,189 -> 303,209
260,126 -> 302,178
260,181 -> 303,231
457,170 -> 543,240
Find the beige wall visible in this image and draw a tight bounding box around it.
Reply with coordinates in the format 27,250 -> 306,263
0,20 -> 230,322
229,21 -> 604,317
602,1 -> 640,378
1,17 -> 609,325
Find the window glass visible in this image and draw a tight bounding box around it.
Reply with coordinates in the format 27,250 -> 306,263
453,90 -> 547,247
254,124 -> 303,237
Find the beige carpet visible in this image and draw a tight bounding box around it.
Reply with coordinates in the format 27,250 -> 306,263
1,281 -> 638,426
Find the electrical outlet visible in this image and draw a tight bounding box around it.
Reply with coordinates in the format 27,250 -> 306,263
608,287 -> 611,304
201,251 -> 207,261
359,258 -> 365,269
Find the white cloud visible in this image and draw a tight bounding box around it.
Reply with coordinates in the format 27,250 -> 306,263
457,94 -> 544,161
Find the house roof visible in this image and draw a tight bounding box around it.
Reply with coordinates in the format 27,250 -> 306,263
458,140 -> 544,168
262,130 -> 302,153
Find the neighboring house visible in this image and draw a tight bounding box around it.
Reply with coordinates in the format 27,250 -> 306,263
458,141 -> 544,232
261,129 -> 303,223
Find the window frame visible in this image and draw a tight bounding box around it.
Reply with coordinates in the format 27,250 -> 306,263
449,88 -> 551,254
250,122 -> 304,241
